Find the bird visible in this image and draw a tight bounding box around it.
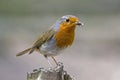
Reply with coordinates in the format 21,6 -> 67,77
16,15 -> 83,66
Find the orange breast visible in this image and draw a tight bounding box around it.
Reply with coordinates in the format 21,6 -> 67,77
55,25 -> 76,48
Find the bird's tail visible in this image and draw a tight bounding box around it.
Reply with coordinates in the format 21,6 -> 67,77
16,48 -> 32,56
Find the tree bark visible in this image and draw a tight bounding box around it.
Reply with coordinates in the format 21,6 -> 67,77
27,62 -> 73,80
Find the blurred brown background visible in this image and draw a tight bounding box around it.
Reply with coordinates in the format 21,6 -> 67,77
0,0 -> 120,80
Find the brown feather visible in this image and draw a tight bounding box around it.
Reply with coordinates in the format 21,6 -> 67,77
16,28 -> 55,56
16,48 -> 31,56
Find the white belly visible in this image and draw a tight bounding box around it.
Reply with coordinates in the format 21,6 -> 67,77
39,38 -> 65,56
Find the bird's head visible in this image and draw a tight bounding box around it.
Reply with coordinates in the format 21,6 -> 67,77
54,15 -> 83,48
54,15 -> 83,31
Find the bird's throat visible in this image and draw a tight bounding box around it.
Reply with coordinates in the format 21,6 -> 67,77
55,25 -> 76,48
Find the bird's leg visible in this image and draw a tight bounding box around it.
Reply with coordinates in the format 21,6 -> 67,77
51,56 -> 58,66
37,49 -> 53,67
44,55 -> 52,67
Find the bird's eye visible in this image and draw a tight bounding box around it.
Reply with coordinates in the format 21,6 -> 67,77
66,19 -> 70,22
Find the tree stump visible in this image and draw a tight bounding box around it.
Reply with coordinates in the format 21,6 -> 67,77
27,62 -> 74,80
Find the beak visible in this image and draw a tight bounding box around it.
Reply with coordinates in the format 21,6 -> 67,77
76,21 -> 84,26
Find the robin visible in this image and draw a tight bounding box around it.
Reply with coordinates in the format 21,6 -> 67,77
16,15 -> 83,66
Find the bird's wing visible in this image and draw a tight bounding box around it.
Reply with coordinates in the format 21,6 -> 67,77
29,28 -> 55,54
